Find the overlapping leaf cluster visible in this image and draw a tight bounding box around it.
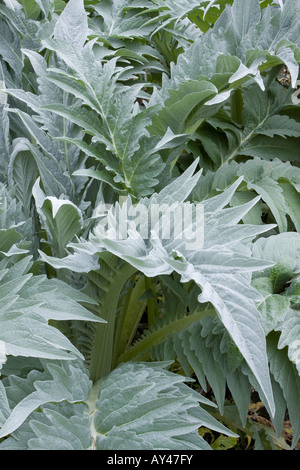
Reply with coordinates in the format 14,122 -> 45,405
0,0 -> 300,450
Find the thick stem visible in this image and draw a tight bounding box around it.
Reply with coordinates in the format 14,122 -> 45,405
230,88 -> 243,125
88,262 -> 136,383
112,275 -> 147,363
145,276 -> 156,327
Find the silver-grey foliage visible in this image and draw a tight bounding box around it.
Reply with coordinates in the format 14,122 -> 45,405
0,0 -> 300,451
